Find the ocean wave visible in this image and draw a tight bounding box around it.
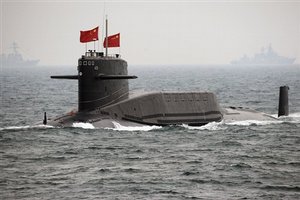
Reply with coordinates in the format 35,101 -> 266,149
261,185 -> 300,192
72,122 -> 95,129
289,112 -> 300,118
110,121 -> 162,132
0,124 -> 53,131
182,121 -> 226,130
181,117 -> 295,130
271,112 -> 300,123
181,113 -> 300,129
225,120 -> 283,126
230,162 -> 252,168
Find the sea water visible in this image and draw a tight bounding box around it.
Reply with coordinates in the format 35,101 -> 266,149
1,64 -> 299,199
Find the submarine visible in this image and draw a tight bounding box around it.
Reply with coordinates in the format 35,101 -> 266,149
45,21 -> 289,128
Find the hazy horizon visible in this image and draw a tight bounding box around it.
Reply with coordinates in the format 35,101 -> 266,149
1,1 -> 300,66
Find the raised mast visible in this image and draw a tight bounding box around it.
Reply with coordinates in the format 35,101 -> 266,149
105,17 -> 108,57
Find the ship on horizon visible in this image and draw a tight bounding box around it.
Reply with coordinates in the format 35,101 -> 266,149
0,42 -> 39,67
231,44 -> 295,65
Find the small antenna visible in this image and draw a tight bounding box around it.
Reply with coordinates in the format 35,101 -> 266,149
105,16 -> 108,57
101,1 -> 106,52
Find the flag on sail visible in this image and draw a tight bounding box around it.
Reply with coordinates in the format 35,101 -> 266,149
80,27 -> 99,43
103,33 -> 120,48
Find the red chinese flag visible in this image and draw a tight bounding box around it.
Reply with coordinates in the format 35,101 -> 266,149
80,27 -> 99,43
103,33 -> 120,48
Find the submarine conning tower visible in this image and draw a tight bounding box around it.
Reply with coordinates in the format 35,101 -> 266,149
51,50 -> 137,112
78,51 -> 137,111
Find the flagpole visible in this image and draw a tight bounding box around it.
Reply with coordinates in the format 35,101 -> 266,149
118,34 -> 121,57
105,16 -> 108,57
102,1 -> 106,52
85,43 -> 87,53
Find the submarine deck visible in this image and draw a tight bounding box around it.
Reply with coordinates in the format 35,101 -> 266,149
46,91 -> 277,128
222,107 -> 276,121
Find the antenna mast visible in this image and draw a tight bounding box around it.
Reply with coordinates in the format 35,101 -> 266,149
105,16 -> 108,57
101,1 -> 106,52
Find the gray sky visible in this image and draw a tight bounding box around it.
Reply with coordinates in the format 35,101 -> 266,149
1,0 -> 300,65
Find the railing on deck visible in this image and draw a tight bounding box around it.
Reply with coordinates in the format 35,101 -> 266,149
84,50 -> 120,59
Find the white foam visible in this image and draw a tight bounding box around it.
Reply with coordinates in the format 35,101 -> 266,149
111,121 -> 162,131
0,124 -> 54,131
289,112 -> 300,118
287,112 -> 300,123
72,122 -> 95,129
182,121 -> 226,131
225,120 -> 282,126
271,112 -> 300,123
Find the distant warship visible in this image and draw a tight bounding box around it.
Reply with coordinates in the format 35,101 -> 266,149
44,21 -> 289,128
231,44 -> 295,65
0,42 -> 39,67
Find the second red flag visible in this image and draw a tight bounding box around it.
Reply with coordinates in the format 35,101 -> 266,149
103,33 -> 120,48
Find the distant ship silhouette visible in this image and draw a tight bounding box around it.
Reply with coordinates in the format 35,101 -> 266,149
0,42 -> 39,67
231,44 -> 295,65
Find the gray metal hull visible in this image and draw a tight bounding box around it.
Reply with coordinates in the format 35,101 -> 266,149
47,91 -> 224,128
47,108 -> 277,129
47,51 -> 280,129
222,107 -> 276,122
47,92 -> 277,129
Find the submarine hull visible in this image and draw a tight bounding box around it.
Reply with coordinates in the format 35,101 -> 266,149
47,106 -> 278,129
48,50 -> 281,129
47,105 -> 277,129
222,107 -> 276,122
47,91 -> 224,128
